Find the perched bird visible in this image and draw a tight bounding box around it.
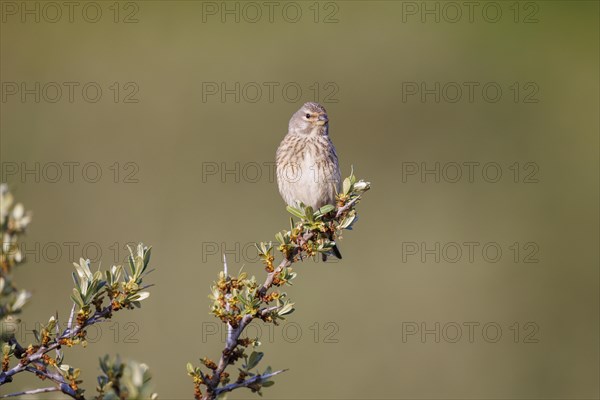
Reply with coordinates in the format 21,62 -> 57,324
276,102 -> 342,260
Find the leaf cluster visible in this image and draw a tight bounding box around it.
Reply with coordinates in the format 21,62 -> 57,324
96,355 -> 157,400
0,185 -> 156,399
0,183 -> 33,321
189,171 -> 370,399
282,170 -> 371,260
71,244 -> 152,317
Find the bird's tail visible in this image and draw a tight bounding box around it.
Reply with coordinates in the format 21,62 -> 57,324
322,244 -> 342,262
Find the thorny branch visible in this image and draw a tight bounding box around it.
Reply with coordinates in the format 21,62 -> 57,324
189,171 -> 370,400
0,303 -> 113,393
1,185 -> 156,399
0,385 -> 61,398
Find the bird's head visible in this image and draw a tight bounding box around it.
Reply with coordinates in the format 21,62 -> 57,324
288,102 -> 329,136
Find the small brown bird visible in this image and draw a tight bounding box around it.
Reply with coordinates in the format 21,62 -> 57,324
276,102 -> 342,260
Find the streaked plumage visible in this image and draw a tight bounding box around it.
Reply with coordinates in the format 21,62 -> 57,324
276,102 -> 342,260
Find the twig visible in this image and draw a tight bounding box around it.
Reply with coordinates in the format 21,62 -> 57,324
67,303 -> 76,333
257,232 -> 313,299
202,230 -> 313,400
223,254 -> 232,344
25,365 -> 62,383
336,195 -> 361,218
23,366 -> 81,399
54,312 -> 62,361
202,252 -> 296,400
0,304 -> 113,387
258,258 -> 290,299
198,179 -> 369,399
213,369 -> 287,396
0,386 -> 61,398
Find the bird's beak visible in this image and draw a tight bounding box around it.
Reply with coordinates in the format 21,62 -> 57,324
316,114 -> 329,126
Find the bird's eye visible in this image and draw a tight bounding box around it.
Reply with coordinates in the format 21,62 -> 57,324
305,114 -> 311,119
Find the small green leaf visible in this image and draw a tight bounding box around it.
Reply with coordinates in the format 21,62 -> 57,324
275,232 -> 284,244
286,206 -> 304,219
278,302 -> 295,316
127,246 -> 136,276
343,177 -> 351,194
131,291 -> 150,301
247,351 -> 264,370
305,206 -> 314,222
143,246 -> 152,270
318,204 -> 335,215
186,362 -> 195,374
71,289 -> 84,308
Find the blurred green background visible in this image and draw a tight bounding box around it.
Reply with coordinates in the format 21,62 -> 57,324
1,1 -> 598,398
